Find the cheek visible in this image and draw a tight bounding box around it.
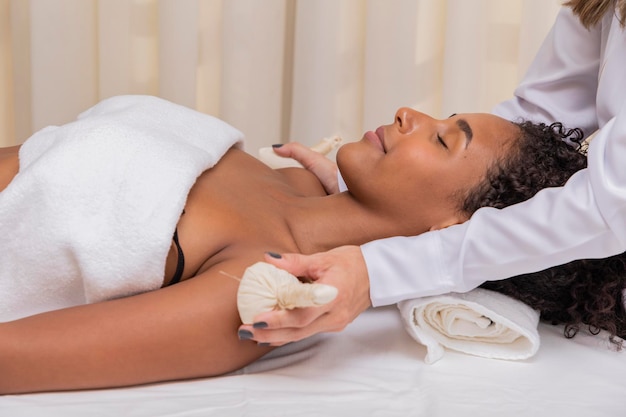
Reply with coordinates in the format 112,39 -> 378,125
389,152 -> 437,193
371,155 -> 438,211
387,155 -> 460,210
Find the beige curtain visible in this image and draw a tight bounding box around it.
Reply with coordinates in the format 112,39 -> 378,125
0,0 -> 562,153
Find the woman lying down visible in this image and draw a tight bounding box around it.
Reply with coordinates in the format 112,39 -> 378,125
0,95 -> 624,394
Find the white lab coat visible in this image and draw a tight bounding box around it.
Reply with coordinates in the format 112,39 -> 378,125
362,7 -> 626,307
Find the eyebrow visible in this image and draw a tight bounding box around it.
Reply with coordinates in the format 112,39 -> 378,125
456,119 -> 473,148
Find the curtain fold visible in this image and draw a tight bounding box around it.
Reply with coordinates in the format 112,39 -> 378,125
290,0 -> 366,146
0,0 -> 15,145
98,0 -> 159,99
0,0 -> 562,151
362,0 -> 445,132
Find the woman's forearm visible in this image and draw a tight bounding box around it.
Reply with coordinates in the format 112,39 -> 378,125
0,266 -> 270,394
0,322 -> 23,394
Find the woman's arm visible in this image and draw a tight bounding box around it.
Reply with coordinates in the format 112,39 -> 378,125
0,261 -> 270,394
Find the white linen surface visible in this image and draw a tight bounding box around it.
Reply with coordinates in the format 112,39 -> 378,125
0,95 -> 242,322
398,289 -> 540,364
2,306 -> 624,417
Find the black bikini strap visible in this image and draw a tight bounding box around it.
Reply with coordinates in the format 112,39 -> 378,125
169,228 -> 185,285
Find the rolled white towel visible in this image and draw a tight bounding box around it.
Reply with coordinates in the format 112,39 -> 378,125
398,288 -> 540,364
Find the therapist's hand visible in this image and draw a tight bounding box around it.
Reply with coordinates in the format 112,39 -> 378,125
273,142 -> 340,194
238,246 -> 371,346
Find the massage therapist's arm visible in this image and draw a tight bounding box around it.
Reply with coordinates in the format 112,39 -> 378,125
249,119 -> 626,343
241,7 -> 626,344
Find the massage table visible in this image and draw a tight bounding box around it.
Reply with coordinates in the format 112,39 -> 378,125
3,305 -> 624,417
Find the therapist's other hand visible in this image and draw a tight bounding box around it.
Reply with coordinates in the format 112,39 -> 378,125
273,142 -> 340,194
239,246 -> 371,346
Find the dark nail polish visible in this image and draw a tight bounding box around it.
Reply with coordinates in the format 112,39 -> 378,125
258,343 -> 271,347
253,321 -> 268,329
266,251 -> 282,259
271,144 -> 283,148
238,329 -> 253,340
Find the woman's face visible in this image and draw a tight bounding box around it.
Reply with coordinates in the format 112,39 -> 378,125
337,107 -> 518,233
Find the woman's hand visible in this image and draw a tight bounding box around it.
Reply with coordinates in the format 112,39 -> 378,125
237,246 -> 372,345
274,143 -> 340,194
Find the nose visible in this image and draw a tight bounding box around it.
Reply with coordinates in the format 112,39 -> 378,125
394,107 -> 430,134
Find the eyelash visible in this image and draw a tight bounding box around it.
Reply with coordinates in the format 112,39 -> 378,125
437,134 -> 448,149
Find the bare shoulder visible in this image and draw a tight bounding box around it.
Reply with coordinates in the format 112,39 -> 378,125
0,145 -> 20,193
212,148 -> 327,197
167,148 -> 310,283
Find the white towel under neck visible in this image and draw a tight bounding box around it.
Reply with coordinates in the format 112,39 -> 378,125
398,288 -> 540,363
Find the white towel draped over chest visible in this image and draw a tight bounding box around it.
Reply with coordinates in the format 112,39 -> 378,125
0,95 -> 243,322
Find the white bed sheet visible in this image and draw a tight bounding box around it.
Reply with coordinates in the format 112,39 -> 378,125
2,305 -> 625,417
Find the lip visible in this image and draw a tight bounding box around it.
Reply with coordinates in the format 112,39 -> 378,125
364,126 -> 386,153
375,126 -> 386,152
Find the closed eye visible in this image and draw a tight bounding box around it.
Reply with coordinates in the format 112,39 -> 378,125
437,134 -> 448,149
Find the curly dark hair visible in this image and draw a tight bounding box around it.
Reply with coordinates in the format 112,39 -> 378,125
461,120 -> 626,348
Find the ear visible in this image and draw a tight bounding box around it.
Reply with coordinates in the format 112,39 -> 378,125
428,214 -> 467,232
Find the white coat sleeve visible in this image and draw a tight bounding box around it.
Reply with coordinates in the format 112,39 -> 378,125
363,8 -> 626,307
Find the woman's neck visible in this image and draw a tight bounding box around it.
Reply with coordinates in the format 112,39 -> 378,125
281,191 -> 423,255
217,149 -> 425,254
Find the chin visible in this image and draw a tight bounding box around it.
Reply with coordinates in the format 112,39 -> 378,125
335,143 -> 375,196
335,143 -> 360,176
335,145 -> 356,190
336,140 -> 370,164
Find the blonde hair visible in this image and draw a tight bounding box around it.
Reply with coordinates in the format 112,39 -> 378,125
564,0 -> 626,28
